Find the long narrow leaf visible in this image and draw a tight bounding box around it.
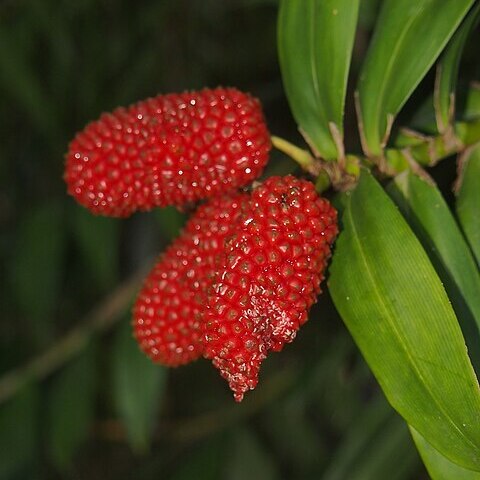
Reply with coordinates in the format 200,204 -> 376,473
357,0 -> 474,156
411,427 -> 480,479
388,172 -> 480,372
329,170 -> 480,470
434,3 -> 480,132
278,0 -> 359,160
457,143 -> 480,265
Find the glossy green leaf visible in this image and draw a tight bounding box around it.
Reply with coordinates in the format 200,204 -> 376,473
323,396 -> 419,480
457,143 -> 480,266
278,0 -> 359,160
72,208 -> 119,291
388,171 -> 480,372
112,319 -> 167,453
329,170 -> 480,470
434,3 -> 480,132
47,342 -> 97,470
357,0 -> 474,156
11,201 -> 65,346
411,427 -> 480,479
0,384 -> 39,479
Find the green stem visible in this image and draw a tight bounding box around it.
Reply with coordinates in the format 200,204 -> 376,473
315,170 -> 331,193
280,116 -> 480,191
382,117 -> 480,173
271,135 -> 318,172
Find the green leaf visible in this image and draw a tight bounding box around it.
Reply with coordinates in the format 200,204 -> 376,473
278,0 -> 359,160
434,3 -> 480,132
357,0 -> 475,156
411,427 -> 480,479
323,396 -> 419,480
329,170 -> 480,470
11,201 -> 65,346
112,319 -> 167,453
457,143 -> 480,266
72,208 -> 119,291
388,171 -> 480,372
0,384 -> 39,479
47,342 -> 97,470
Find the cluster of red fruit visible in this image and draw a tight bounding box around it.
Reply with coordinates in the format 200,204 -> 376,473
65,87 -> 338,401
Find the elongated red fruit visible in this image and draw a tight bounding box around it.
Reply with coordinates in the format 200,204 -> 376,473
65,88 -> 270,217
133,193 -> 249,366
203,176 -> 338,401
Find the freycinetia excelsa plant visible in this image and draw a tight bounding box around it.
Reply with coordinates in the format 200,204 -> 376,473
65,0 -> 480,477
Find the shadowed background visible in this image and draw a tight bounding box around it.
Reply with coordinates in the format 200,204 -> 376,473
5,0 -> 477,478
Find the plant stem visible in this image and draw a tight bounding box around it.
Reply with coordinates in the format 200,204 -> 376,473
384,119 -> 478,171
275,116 -> 480,191
367,117 -> 480,179
271,135 -> 319,174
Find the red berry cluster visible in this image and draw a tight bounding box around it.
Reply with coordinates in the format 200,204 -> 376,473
133,193 -> 249,367
203,176 -> 337,400
65,88 -> 270,217
65,87 -> 338,401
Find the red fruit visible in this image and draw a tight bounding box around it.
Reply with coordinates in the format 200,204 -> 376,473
203,176 -> 338,401
65,87 -> 270,217
133,193 -> 249,366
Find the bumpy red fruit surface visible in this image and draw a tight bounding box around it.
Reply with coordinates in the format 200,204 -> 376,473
203,175 -> 338,401
133,193 -> 249,366
64,87 -> 270,217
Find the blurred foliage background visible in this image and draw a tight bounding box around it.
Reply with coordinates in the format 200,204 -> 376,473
1,0 -> 478,478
